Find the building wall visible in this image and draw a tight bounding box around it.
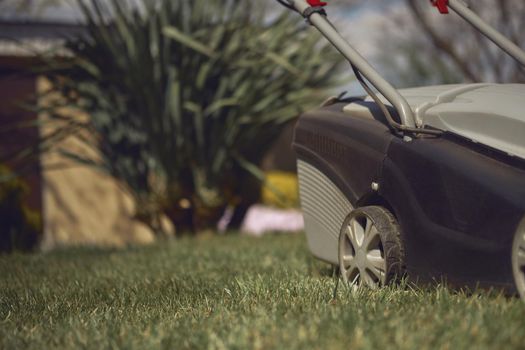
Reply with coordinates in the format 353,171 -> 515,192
0,68 -> 42,213
0,22 -> 166,250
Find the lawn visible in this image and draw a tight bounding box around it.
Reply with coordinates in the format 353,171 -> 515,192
1,234 -> 524,349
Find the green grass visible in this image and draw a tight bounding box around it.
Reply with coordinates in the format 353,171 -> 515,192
1,234 -> 524,349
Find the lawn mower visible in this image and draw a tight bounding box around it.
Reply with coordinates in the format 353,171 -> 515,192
278,0 -> 525,298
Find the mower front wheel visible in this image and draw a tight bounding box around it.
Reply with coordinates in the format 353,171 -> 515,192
338,206 -> 405,289
512,217 -> 525,300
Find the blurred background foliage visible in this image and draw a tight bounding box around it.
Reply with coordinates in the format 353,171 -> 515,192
377,0 -> 525,86
39,0 -> 343,235
0,164 -> 42,253
261,171 -> 300,209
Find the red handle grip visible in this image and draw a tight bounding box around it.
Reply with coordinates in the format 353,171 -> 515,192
431,0 -> 449,14
307,0 -> 327,7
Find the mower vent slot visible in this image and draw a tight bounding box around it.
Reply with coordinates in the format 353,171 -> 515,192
297,160 -> 354,263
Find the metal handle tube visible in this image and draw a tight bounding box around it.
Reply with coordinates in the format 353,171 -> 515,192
449,0 -> 525,67
290,0 -> 416,128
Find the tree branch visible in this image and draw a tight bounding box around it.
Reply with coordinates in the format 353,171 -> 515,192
405,0 -> 480,82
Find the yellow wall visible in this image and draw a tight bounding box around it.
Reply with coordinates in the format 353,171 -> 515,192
37,77 -> 172,250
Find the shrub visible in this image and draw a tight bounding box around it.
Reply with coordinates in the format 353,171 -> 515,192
40,0 -> 343,234
0,165 -> 42,253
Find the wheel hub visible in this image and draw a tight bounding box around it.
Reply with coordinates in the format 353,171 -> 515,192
339,215 -> 386,288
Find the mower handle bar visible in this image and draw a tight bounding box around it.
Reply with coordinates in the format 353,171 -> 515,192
289,0 -> 417,127
448,0 -> 525,67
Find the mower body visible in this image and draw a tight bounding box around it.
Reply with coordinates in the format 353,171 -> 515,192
293,83 -> 525,292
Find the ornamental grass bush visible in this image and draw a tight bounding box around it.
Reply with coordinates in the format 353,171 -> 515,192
40,0 -> 343,234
